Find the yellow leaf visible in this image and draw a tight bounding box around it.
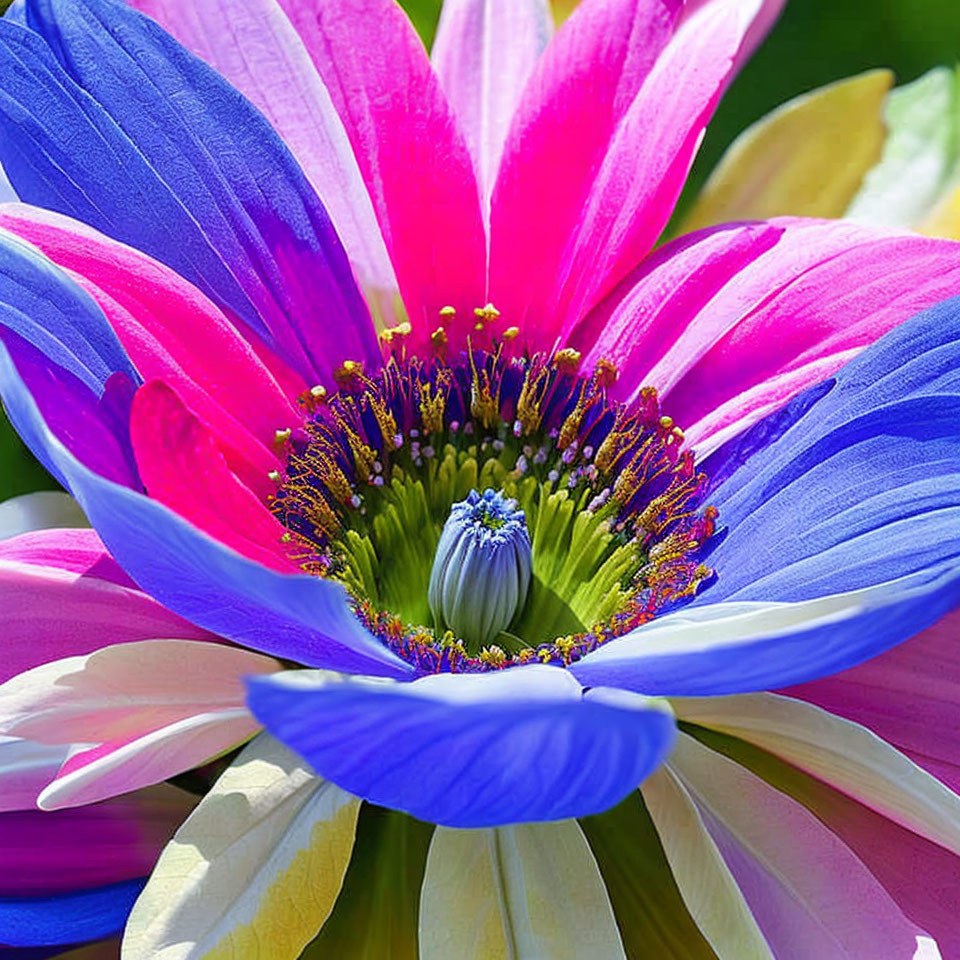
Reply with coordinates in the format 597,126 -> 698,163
680,69 -> 893,234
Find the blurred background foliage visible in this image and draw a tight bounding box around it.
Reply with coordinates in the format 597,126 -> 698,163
2,0 -> 960,498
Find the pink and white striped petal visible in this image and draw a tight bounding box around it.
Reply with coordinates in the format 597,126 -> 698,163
489,0 -> 683,333
128,0 -> 397,298
654,733 -> 942,959
432,0 -> 553,215
0,639 -> 279,808
545,0 -> 768,334
277,0 -> 486,340
576,218 -> 960,455
0,534 -> 218,685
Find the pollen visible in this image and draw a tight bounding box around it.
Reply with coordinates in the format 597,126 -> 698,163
334,360 -> 364,388
554,348 -> 582,373
596,357 -> 619,387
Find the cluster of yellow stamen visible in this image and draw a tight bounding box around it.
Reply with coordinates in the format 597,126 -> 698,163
265,305 -> 716,673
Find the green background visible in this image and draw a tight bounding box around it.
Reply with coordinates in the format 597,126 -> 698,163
2,0 -> 959,499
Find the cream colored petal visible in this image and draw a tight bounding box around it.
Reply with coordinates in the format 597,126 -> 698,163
419,820 -> 626,960
919,183 -> 960,240
673,692 -> 960,857
642,766 -> 774,960
847,66 -> 960,230
122,734 -> 360,960
679,69 -> 892,233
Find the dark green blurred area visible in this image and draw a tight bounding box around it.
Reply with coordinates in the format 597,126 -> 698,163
2,0 -> 959,500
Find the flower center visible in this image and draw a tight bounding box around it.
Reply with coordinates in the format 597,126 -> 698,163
268,318 -> 717,673
428,489 -> 532,651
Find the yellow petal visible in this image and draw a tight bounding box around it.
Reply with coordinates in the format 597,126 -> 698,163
419,820 -> 626,960
679,69 -> 893,234
122,734 -> 359,960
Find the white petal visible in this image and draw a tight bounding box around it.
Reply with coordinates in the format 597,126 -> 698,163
419,820 -> 626,960
663,733 -> 938,959
642,765 -> 774,960
674,692 -> 960,857
122,734 -> 360,960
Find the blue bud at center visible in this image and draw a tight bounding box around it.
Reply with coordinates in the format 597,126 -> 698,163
428,488 -> 532,651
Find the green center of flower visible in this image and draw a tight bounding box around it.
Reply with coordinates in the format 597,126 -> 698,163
268,321 -> 717,673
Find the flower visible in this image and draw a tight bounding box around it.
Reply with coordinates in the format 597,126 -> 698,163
0,0 -> 958,956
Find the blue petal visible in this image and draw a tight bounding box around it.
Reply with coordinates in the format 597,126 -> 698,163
572,299 -> 960,695
247,665 -> 676,828
0,338 -> 411,679
0,0 -> 380,384
0,879 -> 143,948
571,563 -> 960,695
700,296 -> 960,604
0,227 -> 136,392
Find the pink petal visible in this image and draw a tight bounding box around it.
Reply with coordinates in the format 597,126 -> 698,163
432,0 -> 553,213
129,0 -> 397,296
680,0 -> 786,75
0,527 -> 135,588
0,538 -> 217,686
0,205 -> 302,454
543,0 -> 769,336
580,218 -> 960,451
784,609 -> 960,801
40,710 -> 259,809
571,220 -> 783,382
489,0 -> 682,335
129,380 -> 297,573
277,0 -> 486,340
0,783 -> 196,897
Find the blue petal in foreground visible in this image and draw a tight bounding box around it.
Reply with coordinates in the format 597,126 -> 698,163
701,296 -> 960,604
571,563 -> 960,696
247,665 -> 676,828
0,340 -> 411,680
0,0 -> 380,385
0,878 -> 143,948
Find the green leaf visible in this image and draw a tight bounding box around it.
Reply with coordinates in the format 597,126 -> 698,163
846,65 -> 960,229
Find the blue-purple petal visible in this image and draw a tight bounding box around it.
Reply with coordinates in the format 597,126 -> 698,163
0,879 -> 143,948
247,665 -> 676,827
0,0 -> 379,385
0,338 -> 411,678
